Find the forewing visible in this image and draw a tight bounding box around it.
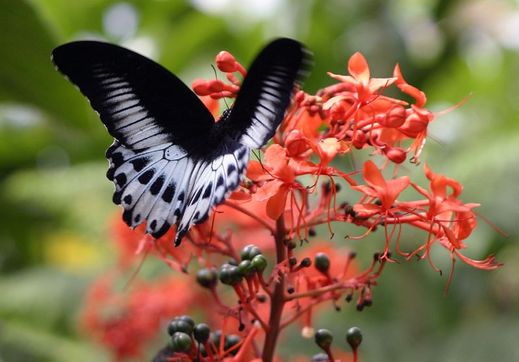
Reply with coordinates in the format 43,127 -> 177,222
107,140 -> 249,244
52,41 -> 214,151
223,38 -> 311,148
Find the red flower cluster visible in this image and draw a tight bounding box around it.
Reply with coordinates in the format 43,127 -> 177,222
82,47 -> 501,362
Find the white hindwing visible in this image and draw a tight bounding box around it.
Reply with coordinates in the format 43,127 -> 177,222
106,140 -> 249,244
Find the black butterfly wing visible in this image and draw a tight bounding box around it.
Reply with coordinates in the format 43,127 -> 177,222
222,38 -> 311,148
52,41 -> 244,244
52,39 -> 310,246
51,41 -> 214,151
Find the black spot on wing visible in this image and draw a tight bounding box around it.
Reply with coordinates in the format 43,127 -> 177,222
123,195 -> 132,205
113,191 -> 122,204
110,152 -> 124,166
106,142 -> 120,157
151,221 -> 171,238
227,164 -> 236,175
191,187 -> 204,205
106,167 -> 115,180
203,182 -> 213,199
150,175 -> 165,195
122,209 -> 132,225
237,147 -> 248,160
131,158 -> 148,172
115,173 -> 127,187
138,169 -> 154,184
216,175 -> 224,187
162,183 -> 176,203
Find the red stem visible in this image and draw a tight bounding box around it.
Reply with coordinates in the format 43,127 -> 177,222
261,216 -> 287,362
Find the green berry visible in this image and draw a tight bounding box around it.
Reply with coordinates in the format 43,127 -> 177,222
196,268 -> 218,289
314,328 -> 333,350
194,323 -> 211,344
237,259 -> 255,277
300,257 -> 312,267
314,252 -> 330,273
240,244 -> 261,260
225,334 -> 241,355
170,332 -> 192,353
219,265 -> 242,285
251,254 -> 268,272
346,326 -> 363,349
168,319 -> 193,336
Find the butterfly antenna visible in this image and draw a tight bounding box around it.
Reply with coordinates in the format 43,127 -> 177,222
211,63 -> 230,109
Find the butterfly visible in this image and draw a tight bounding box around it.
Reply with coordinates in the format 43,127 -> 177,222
52,38 -> 310,246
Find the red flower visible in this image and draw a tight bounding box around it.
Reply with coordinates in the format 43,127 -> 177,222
352,160 -> 410,217
327,52 -> 396,104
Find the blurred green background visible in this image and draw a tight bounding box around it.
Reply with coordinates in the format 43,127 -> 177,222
1,0 -> 518,361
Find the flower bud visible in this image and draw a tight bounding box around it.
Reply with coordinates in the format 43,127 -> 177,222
216,51 -> 238,72
207,79 -> 225,93
352,130 -> 366,149
192,79 -> 211,96
285,130 -> 311,157
196,268 -> 218,289
399,112 -> 428,137
314,328 -> 333,350
346,326 -> 363,349
379,106 -> 406,128
170,332 -> 192,353
385,146 -> 406,164
314,252 -> 330,273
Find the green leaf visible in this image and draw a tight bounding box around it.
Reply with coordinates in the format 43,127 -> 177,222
0,0 -> 92,129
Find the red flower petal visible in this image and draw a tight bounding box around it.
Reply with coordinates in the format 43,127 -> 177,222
266,185 -> 289,220
348,52 -> 370,82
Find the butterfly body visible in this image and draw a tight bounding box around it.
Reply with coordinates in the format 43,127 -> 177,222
52,38 -> 309,245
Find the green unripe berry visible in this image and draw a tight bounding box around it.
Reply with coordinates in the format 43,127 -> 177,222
314,252 -> 330,273
251,254 -> 268,272
300,257 -> 312,267
346,326 -> 363,349
314,328 -> 333,350
170,332 -> 192,353
240,244 -> 262,261
177,315 -> 195,329
225,334 -> 241,355
219,265 -> 242,285
196,268 -> 218,289
194,323 -> 211,344
167,319 -> 193,336
237,259 -> 255,277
